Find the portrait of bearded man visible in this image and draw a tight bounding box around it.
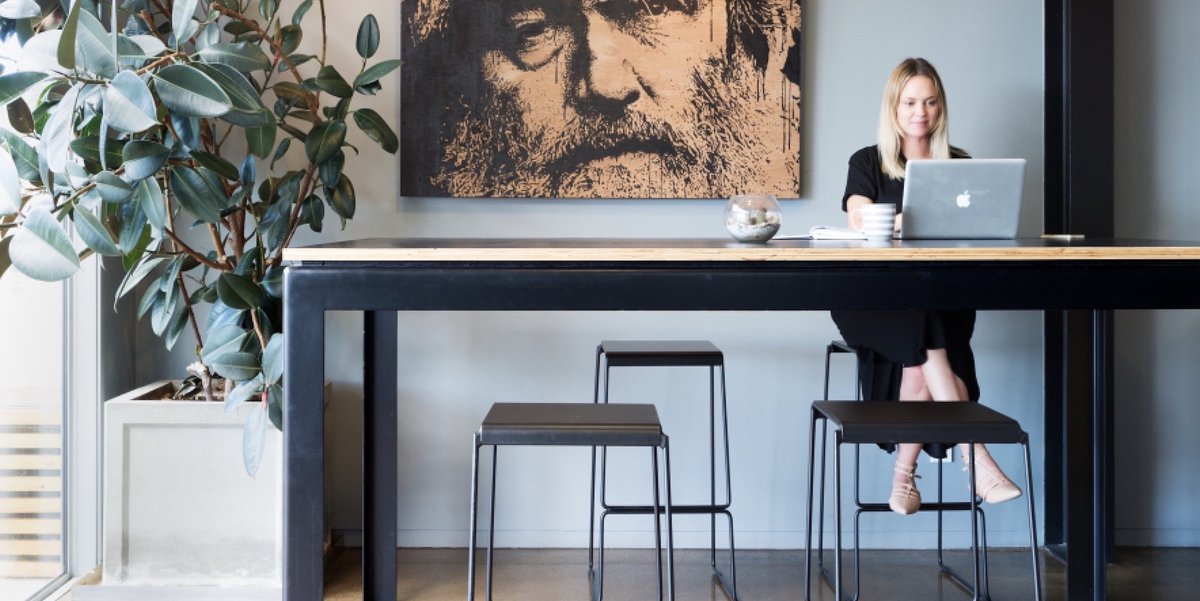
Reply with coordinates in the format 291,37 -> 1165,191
401,0 -> 803,198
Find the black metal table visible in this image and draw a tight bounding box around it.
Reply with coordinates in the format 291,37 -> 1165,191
282,237 -> 1200,601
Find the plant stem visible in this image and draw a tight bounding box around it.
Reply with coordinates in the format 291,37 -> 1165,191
269,164 -> 317,267
207,224 -> 230,267
177,272 -> 203,348
319,0 -> 327,66
161,229 -> 224,271
211,3 -> 305,86
249,305 -> 269,351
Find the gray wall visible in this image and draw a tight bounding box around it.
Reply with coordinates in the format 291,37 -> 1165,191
143,0 -> 1200,550
1113,0 -> 1200,547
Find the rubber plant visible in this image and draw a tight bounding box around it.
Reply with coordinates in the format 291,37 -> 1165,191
0,0 -> 399,474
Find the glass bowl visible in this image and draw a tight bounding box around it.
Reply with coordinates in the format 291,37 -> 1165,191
725,194 -> 782,243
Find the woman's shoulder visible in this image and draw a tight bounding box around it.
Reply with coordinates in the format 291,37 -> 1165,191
950,145 -> 971,159
849,145 -> 881,165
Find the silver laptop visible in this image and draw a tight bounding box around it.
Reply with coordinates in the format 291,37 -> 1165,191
899,158 -> 1026,239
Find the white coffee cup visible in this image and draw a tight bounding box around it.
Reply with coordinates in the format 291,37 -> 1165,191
851,203 -> 897,241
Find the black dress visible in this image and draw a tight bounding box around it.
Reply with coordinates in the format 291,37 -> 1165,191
831,145 -> 979,455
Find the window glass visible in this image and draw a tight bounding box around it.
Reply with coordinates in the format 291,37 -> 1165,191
1,8 -> 68,598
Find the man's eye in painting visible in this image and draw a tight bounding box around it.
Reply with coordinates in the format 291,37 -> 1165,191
508,11 -> 565,68
592,0 -> 696,21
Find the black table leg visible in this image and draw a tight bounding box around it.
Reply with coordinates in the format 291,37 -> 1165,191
284,271 -> 327,601
1058,310 -> 1113,601
364,311 -> 398,600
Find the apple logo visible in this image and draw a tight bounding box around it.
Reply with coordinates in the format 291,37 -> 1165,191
955,190 -> 972,208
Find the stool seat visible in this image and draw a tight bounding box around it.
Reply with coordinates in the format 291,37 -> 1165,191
813,400 -> 1026,445
469,402 -> 675,601
480,403 -> 664,447
598,340 -> 724,366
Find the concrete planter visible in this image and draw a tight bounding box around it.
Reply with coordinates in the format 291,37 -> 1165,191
75,381 -> 295,599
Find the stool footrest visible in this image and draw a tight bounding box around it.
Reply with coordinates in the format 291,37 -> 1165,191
854,501 -> 979,513
601,503 -> 732,515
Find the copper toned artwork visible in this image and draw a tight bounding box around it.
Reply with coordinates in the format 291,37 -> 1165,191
401,0 -> 803,199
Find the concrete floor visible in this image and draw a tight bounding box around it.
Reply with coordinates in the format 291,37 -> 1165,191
323,547 -> 1200,600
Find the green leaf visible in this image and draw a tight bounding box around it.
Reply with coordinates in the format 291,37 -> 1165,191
292,0 -> 313,25
211,351 -> 260,382
326,174 -> 355,221
0,0 -> 42,19
314,65 -> 353,99
153,64 -> 232,118
352,108 -> 398,154
242,399 -> 268,476
75,8 -> 118,78
304,120 -> 345,165
261,265 -> 284,298
173,0 -> 200,47
0,71 -> 48,106
116,255 -> 164,300
258,0 -> 278,22
225,374 -> 263,414
278,24 -> 302,55
116,199 -> 149,255
190,150 -> 240,181
272,81 -> 309,108
126,34 -> 168,61
163,298 -> 191,351
121,141 -> 170,181
195,22 -> 221,51
7,98 -> 35,134
170,165 -> 225,223
151,282 -> 180,335
57,0 -> 81,71
246,121 -> 276,159
197,42 -> 272,73
318,149 -> 343,189
104,71 -> 158,133
262,333 -> 283,385
201,324 -> 249,365
0,129 -> 40,183
356,14 -> 379,59
353,59 -> 402,89
270,137 -> 290,168
217,272 -> 264,310
9,206 -> 80,281
133,177 -> 167,230
69,136 -> 124,166
240,154 -> 255,189
136,285 -> 162,320
157,255 -> 184,294
93,171 -> 134,203
42,82 -> 81,175
0,147 -> 20,215
71,205 -> 121,256
279,53 -> 314,74
193,63 -> 272,128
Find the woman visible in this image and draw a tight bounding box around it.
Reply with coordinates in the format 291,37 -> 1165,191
832,58 -> 1022,515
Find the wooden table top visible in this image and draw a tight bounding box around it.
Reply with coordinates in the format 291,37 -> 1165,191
283,237 -> 1200,263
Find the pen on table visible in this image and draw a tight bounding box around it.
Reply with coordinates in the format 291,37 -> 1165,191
1040,233 -> 1085,240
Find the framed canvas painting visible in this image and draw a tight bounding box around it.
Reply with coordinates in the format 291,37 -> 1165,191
401,0 -> 803,199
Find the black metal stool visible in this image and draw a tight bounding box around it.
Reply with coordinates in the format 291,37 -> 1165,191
821,340 -> 997,597
592,340 -> 737,600
468,402 -> 675,601
804,400 -> 1041,601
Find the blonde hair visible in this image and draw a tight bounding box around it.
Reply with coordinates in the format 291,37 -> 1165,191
877,58 -> 951,180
